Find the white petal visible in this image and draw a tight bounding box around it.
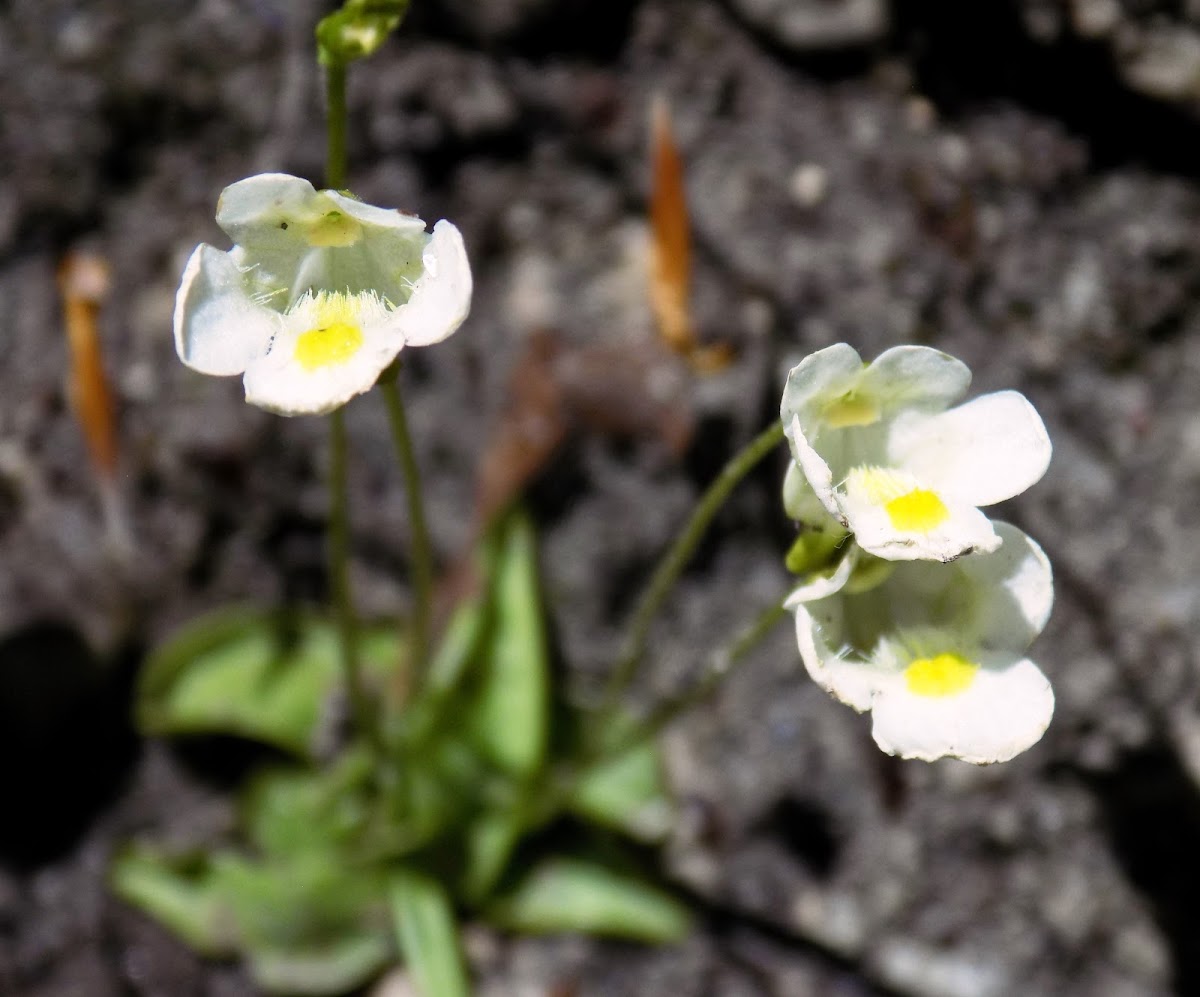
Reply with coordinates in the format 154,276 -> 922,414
216,173 -> 319,239
786,415 -> 843,521
858,345 -> 971,413
958,522 -> 1054,648
784,544 -> 857,605
242,311 -> 402,416
394,220 -> 473,347
838,467 -> 1000,562
791,596 -> 877,712
783,460 -> 816,522
780,343 -> 864,424
888,391 -> 1052,507
173,245 -> 279,376
869,656 -> 1054,763
323,189 -> 429,235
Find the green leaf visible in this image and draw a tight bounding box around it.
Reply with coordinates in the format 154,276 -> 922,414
389,869 -> 471,997
487,858 -> 691,943
385,737 -> 485,853
242,753 -> 372,858
461,806 -> 524,903
137,607 -> 401,757
110,846 -> 235,956
568,741 -> 673,842
216,851 -> 390,994
112,844 -> 392,995
211,852 -> 386,949
249,936 -> 391,997
466,511 -> 548,781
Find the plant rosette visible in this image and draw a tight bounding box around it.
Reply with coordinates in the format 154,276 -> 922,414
785,522 -> 1054,764
174,173 -> 471,415
781,343 -> 1051,562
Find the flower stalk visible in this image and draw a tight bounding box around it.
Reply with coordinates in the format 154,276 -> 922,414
380,373 -> 435,687
603,418 -> 785,710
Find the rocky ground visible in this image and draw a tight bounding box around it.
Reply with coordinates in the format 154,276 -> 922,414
3,0 -> 1200,994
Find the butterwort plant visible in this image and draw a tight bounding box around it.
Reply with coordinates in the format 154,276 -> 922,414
111,3 -> 1062,995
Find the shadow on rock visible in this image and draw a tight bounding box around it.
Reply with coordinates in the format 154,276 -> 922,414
0,621 -> 138,869
1084,745 -> 1200,996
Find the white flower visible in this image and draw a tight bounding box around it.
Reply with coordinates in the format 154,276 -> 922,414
174,173 -> 472,416
781,344 -> 1051,562
785,523 -> 1054,764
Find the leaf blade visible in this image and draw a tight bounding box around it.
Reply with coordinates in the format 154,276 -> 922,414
389,869 -> 471,997
487,858 -> 690,943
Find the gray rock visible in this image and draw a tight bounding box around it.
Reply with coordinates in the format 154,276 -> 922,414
731,0 -> 888,49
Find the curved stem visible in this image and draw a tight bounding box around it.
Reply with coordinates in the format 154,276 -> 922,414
324,62 -> 348,189
380,374 -> 434,687
603,418 -> 785,708
329,409 -> 383,754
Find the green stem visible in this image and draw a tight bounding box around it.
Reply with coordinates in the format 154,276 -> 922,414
381,375 -> 435,686
325,62 -> 348,189
603,418 -> 785,708
329,409 -> 383,754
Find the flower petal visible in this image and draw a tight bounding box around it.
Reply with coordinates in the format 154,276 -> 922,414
786,415 -> 843,521
323,189 -> 429,235
242,302 -> 403,416
791,594 -> 877,712
838,466 -> 1000,562
857,345 -> 971,413
869,655 -> 1054,763
782,457 -> 838,525
393,220 -> 473,347
958,522 -> 1053,649
216,173 -> 320,241
888,390 -> 1052,507
173,245 -> 279,376
780,343 -> 865,425
784,543 -> 858,606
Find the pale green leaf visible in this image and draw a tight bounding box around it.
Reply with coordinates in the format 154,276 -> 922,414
389,869 -> 470,997
461,807 -> 523,903
249,936 -> 391,996
568,741 -> 673,841
242,752 -> 372,858
487,858 -> 690,943
137,607 -> 401,757
467,511 -> 548,780
109,846 -> 235,956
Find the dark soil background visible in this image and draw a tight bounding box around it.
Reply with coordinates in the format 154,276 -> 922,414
4,0 -> 1200,994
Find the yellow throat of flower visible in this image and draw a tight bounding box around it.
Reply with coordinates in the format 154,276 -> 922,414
289,291 -> 383,370
904,652 -> 979,697
822,391 -> 881,428
305,209 -> 363,248
846,466 -> 950,533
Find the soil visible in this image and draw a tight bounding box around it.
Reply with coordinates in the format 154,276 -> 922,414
4,0 -> 1200,994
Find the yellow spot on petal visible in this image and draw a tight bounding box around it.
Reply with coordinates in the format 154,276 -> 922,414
823,393 -> 880,428
306,210 -> 362,247
294,322 -> 363,370
885,489 -> 949,533
904,653 -> 978,697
